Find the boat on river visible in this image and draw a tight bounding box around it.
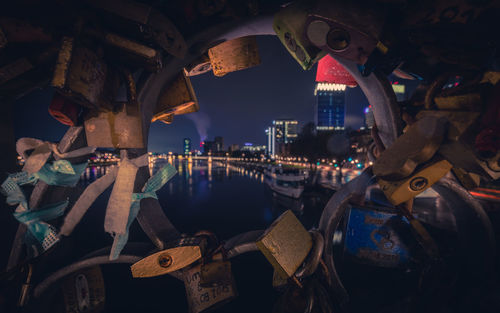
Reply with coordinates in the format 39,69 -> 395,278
264,165 -> 308,199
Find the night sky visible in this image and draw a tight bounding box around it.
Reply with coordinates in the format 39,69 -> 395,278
14,35 -> 370,153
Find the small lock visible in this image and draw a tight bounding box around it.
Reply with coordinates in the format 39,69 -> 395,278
52,37 -> 107,108
183,262 -> 237,313
273,2 -> 325,70
61,266 -> 105,313
48,93 -> 81,126
152,71 -> 199,125
131,237 -> 206,278
208,36 -> 261,77
256,210 -> 312,279
378,158 -> 453,205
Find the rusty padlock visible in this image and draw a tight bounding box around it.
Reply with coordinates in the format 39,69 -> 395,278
273,1 -> 325,70
52,37 -> 107,108
131,237 -> 206,278
183,262 -> 237,313
152,71 -> 199,125
84,70 -> 144,149
208,36 -> 261,77
256,210 -> 312,280
61,266 -> 105,313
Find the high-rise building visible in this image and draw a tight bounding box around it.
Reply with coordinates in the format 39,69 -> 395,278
214,136 -> 224,152
314,55 -> 357,132
314,83 -> 346,131
266,126 -> 276,156
183,138 -> 191,155
273,119 -> 298,144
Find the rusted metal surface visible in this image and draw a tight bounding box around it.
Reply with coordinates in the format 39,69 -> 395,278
208,36 -> 261,77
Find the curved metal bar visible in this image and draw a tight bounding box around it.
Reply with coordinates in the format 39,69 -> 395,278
33,255 -> 142,298
433,178 -> 496,279
318,168 -> 374,307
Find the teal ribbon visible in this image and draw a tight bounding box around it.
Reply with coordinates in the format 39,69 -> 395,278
1,173 -> 68,253
109,163 -> 177,260
34,160 -> 88,187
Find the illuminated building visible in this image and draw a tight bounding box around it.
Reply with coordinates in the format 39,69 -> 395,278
273,119 -> 298,144
183,138 -> 191,155
214,136 -> 224,152
314,55 -> 357,131
266,126 -> 276,156
241,143 -> 266,153
392,81 -> 406,101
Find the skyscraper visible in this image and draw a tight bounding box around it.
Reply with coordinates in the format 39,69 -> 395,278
214,136 -> 224,152
266,126 -> 276,156
183,138 -> 191,155
314,55 -> 357,131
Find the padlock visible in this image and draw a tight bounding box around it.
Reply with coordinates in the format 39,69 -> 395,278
343,205 -> 414,268
84,70 -> 144,149
48,93 -> 81,126
61,266 -> 105,313
199,254 -> 233,288
152,71 -> 199,124
184,54 -> 212,77
256,210 -> 312,279
273,1 -> 325,70
452,167 -> 481,190
373,116 -> 447,180
303,0 -> 385,65
51,37 -> 107,108
183,262 -> 237,313
131,237 -> 206,278
378,158 -> 453,206
208,36 -> 261,77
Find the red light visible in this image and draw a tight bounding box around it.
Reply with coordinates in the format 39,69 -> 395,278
393,81 -> 398,85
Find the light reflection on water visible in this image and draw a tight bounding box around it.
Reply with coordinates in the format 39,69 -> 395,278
78,160 -> 361,237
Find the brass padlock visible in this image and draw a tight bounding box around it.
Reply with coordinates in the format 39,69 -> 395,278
256,210 -> 312,279
52,37 -> 107,108
378,158 -> 453,205
152,71 -> 199,124
373,116 -> 446,180
273,2 -> 325,70
452,167 -> 481,190
84,70 -> 144,149
208,36 -> 261,77
183,263 -> 237,313
131,237 -> 206,278
61,266 -> 105,313
199,255 -> 233,288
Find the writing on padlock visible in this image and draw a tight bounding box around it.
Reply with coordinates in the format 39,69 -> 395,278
273,1 -> 325,70
183,262 -> 237,313
152,71 -> 199,125
208,36 -> 261,77
62,266 -> 105,313
130,237 -> 206,278
256,210 -> 312,279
